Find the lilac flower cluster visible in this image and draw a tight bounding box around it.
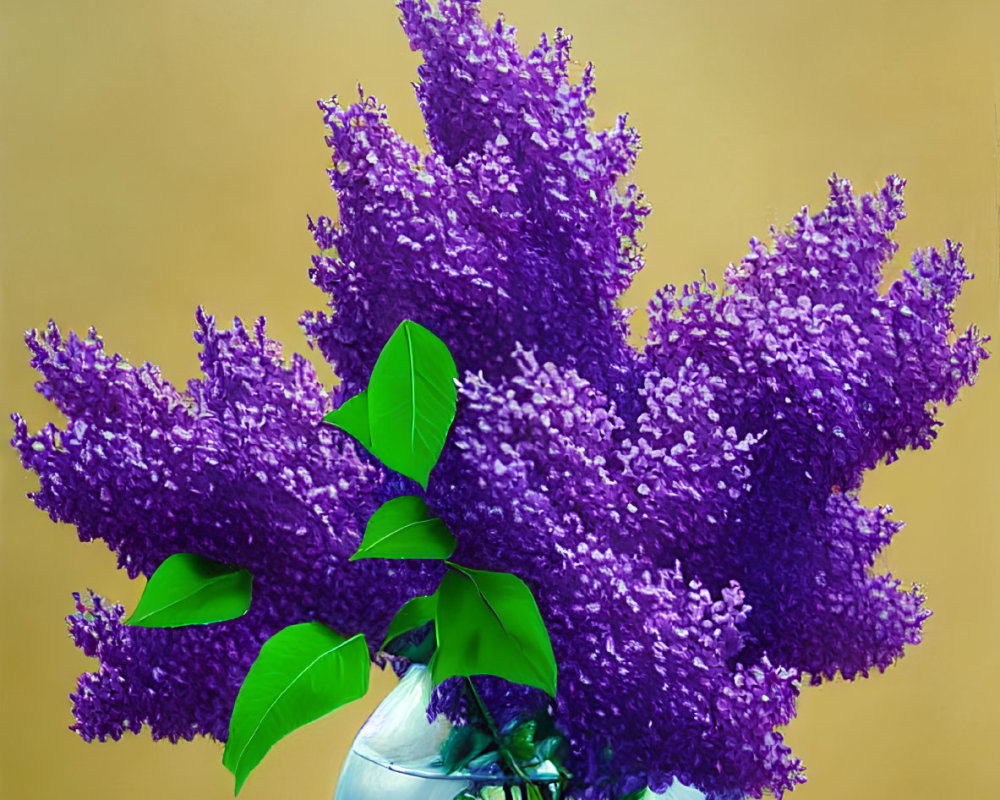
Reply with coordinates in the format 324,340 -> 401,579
13,314 -> 439,738
302,0 -> 645,403
11,0 -> 986,797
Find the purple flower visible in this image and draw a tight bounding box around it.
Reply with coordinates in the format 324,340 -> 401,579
13,311 -> 442,741
67,589 -> 261,743
430,347 -> 802,797
11,0 -> 987,797
302,0 -> 646,402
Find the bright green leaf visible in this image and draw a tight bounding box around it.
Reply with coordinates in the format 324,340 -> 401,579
381,592 -> 438,650
351,495 -> 456,561
223,623 -> 369,795
323,391 -> 371,451
432,564 -> 557,698
526,785 -> 545,800
367,320 -> 458,489
127,553 -> 252,628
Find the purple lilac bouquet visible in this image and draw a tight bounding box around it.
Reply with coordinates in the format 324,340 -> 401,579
11,1 -> 988,798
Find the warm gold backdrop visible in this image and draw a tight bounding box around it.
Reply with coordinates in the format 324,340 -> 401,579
2,1 -> 998,798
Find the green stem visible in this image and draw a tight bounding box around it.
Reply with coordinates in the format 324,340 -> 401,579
465,677 -> 534,786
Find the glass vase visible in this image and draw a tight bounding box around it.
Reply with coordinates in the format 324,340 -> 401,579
333,664 -> 706,800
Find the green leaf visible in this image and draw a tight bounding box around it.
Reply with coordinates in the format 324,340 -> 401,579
534,735 -> 569,768
323,391 -> 371,451
380,592 -> 438,650
351,495 -> 457,561
526,785 -> 545,800
432,564 -> 557,698
367,320 -> 458,489
504,719 -> 537,761
127,553 -> 252,628
439,724 -> 494,774
223,622 -> 369,795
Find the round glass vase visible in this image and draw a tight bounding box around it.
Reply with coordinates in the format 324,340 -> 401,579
334,664 -> 561,800
333,665 -> 707,800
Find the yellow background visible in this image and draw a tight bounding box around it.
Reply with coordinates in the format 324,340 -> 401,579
2,1 -> 998,798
